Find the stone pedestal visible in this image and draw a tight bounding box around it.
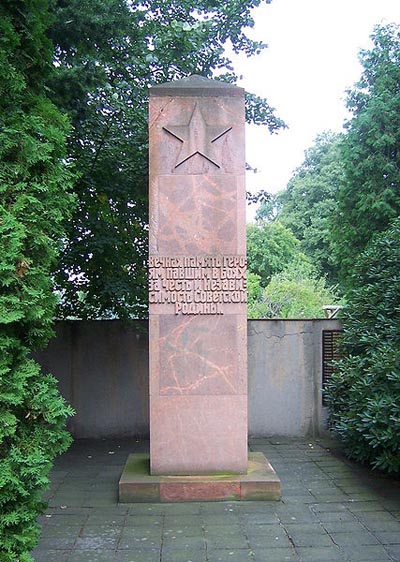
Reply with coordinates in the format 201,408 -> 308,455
119,453 -> 281,502
119,75 -> 280,501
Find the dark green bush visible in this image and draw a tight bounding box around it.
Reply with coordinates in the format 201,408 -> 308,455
326,218 -> 400,473
0,2 -> 75,559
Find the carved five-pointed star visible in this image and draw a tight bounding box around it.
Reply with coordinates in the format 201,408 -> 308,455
163,103 -> 232,169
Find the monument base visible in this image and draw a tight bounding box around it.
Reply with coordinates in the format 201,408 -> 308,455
119,452 -> 280,503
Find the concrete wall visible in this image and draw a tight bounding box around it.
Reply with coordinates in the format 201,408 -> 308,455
34,319 -> 341,439
35,321 -> 150,439
248,319 -> 340,437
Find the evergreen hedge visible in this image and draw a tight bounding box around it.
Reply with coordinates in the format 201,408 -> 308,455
0,2 -> 75,559
326,218 -> 400,473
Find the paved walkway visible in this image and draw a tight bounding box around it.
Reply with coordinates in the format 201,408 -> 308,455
32,437 -> 400,562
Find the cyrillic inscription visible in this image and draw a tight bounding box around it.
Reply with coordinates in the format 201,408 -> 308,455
149,255 -> 247,315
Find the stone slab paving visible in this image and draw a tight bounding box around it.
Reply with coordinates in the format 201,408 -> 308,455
32,437 -> 400,562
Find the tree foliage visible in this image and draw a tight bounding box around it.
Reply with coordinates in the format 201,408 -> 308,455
326,219 -> 400,473
257,24 -> 400,291
47,0 -> 285,319
271,132 -> 343,284
325,24 -> 400,471
262,261 -> 339,319
0,2 -> 75,559
247,221 -> 304,287
246,220 -> 339,319
332,23 -> 400,287
247,260 -> 339,319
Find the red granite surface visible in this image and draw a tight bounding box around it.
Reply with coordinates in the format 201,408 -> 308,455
119,452 -> 281,502
149,78 -> 247,476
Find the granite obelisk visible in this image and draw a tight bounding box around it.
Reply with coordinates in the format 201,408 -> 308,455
148,76 -> 248,475
119,76 -> 280,502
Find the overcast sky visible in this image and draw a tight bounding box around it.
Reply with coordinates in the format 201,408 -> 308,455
233,0 -> 400,219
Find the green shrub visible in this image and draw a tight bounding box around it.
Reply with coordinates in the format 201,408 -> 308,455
247,260 -> 340,319
0,2 -> 75,559
325,218 -> 400,472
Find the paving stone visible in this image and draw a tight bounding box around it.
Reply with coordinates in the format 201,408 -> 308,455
36,537 -> 76,550
163,525 -> 205,538
117,535 -> 161,550
341,545 -> 393,560
162,503 -> 202,515
206,536 -> 250,549
330,478 -> 360,486
201,507 -> 239,525
296,546 -> 345,561
127,504 -> 166,515
66,551 -> 115,562
373,531 -> 400,544
206,548 -> 255,562
321,520 -> 367,533
275,510 -> 318,524
82,494 -> 118,507
161,536 -> 206,551
311,494 -> 351,503
281,495 -> 316,505
44,514 -> 88,526
164,514 -> 203,526
47,506 -> 93,515
346,492 -> 382,502
204,525 -> 243,537
200,503 -> 241,514
336,484 -> 370,494
114,550 -> 161,562
320,465 -> 354,473
386,545 -> 400,561
40,525 -> 82,538
235,501 -> 277,513
310,503 -> 349,514
164,525 -> 204,537
355,511 -> 398,523
284,523 -> 326,534
347,502 -> 387,512
287,532 -> 334,548
31,549 -> 70,562
283,482 -> 306,490
48,494 -> 84,507
248,534 -> 291,549
307,486 -> 340,496
73,536 -> 118,550
85,513 -> 126,525
330,531 -> 379,546
382,500 -> 400,512
125,515 -> 163,527
361,518 -> 400,532
161,550 -> 207,562
31,438 -> 400,562
313,511 -> 357,523
279,515 -> 319,526
245,525 -> 287,539
121,527 -> 162,540
241,512 -> 279,525
252,548 -> 299,561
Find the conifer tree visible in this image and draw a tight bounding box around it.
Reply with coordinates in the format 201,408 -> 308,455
0,1 -> 75,559
333,23 -> 400,287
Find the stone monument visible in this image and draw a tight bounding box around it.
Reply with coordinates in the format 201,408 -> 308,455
119,75 -> 280,502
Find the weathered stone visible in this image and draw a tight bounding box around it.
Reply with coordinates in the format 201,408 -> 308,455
119,452 -> 281,502
148,75 -> 247,475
